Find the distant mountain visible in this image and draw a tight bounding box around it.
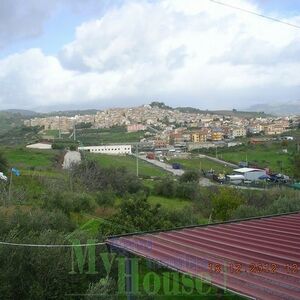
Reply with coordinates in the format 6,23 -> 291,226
1,109 -> 100,118
175,107 -> 269,118
0,111 -> 24,135
2,109 -> 39,117
248,100 -> 300,116
44,109 -> 99,117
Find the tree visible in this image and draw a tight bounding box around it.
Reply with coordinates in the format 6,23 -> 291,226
212,188 -> 245,221
72,161 -> 144,196
113,192 -> 171,231
180,170 -> 200,183
0,152 -> 8,172
153,177 -> 176,198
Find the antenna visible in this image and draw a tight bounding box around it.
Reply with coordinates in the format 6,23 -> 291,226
73,119 -> 76,141
58,116 -> 61,139
136,143 -> 139,177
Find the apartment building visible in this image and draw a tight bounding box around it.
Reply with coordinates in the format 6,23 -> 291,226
190,131 -> 207,143
127,124 -> 147,133
210,130 -> 224,141
231,127 -> 247,138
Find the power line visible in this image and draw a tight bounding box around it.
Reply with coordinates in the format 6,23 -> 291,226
209,0 -> 300,30
0,241 -> 106,248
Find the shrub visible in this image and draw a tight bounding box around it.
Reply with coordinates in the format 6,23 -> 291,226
212,188 -> 245,221
180,170 -> 200,183
153,177 -> 176,198
95,190 -> 116,207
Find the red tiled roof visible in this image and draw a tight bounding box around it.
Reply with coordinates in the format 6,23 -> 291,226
107,213 -> 300,300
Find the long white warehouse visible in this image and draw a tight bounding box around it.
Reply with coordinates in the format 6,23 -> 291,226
233,167 -> 266,181
78,145 -> 132,155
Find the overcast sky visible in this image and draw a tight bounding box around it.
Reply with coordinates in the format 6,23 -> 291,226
0,0 -> 299,112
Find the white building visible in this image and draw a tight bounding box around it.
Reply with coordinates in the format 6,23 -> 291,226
231,127 -> 247,138
233,168 -> 266,181
78,145 -> 132,155
26,143 -> 52,150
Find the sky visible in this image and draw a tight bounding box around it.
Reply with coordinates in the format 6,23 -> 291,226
0,0 -> 299,112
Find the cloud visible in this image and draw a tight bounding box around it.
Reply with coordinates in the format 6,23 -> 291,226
0,0 -> 300,110
0,0 -> 122,49
0,0 -> 59,48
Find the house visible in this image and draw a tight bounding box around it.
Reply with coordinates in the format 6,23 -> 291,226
233,168 -> 266,181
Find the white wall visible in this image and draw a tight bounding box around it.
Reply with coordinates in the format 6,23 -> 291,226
78,145 -> 132,155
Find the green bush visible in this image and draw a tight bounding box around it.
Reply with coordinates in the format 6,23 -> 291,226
153,177 -> 176,198
212,188 -> 245,221
230,205 -> 261,220
95,190 -> 116,207
180,170 -> 200,183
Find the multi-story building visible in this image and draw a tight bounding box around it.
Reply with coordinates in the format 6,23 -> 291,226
210,129 -> 224,141
127,124 -> 147,133
190,131 -> 207,143
231,127 -> 247,138
263,124 -> 285,135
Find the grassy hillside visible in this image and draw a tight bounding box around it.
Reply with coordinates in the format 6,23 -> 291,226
76,127 -> 144,145
0,147 -> 60,171
88,153 -> 167,177
0,112 -> 23,135
218,143 -> 295,174
169,157 -> 233,174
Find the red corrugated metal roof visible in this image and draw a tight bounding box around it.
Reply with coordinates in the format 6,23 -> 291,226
107,213 -> 300,300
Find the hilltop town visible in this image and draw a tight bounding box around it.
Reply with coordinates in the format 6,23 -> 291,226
24,102 -> 300,150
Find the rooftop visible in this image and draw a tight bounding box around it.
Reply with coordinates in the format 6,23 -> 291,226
234,167 -> 264,173
107,212 -> 300,300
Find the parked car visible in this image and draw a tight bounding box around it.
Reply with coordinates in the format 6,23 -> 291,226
172,163 -> 181,170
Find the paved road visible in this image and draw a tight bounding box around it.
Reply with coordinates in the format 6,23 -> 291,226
135,155 -> 264,189
136,155 -> 185,176
63,151 -> 81,169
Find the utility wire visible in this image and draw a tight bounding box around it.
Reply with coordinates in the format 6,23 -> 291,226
0,241 -> 106,248
209,0 -> 300,30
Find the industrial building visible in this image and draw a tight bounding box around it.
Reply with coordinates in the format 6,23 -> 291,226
233,167 -> 266,181
78,145 -> 132,155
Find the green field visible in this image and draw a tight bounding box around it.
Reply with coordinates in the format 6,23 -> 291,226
220,143 -> 294,174
169,157 -> 233,174
76,127 -> 145,145
43,129 -> 59,138
0,147 -> 59,170
89,154 -> 167,177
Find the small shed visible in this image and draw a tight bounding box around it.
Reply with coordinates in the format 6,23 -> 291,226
226,174 -> 245,184
233,167 -> 266,181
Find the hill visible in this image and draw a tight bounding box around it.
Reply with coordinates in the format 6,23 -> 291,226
0,111 -> 24,134
175,106 -> 270,118
248,100 -> 300,116
2,109 -> 39,117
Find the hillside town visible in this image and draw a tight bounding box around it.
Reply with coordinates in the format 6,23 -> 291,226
24,103 -> 300,151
